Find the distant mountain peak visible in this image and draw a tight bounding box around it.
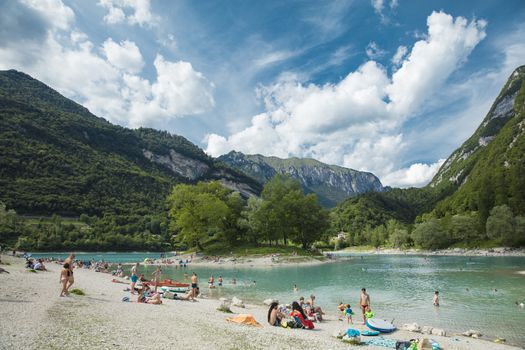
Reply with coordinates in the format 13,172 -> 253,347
219,151 -> 384,207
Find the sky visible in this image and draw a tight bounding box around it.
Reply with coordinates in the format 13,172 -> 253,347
1,0 -> 524,188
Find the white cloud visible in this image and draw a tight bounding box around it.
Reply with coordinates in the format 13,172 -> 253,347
253,50 -> 298,69
386,11 -> 486,117
366,41 -> 387,59
206,11 -> 487,188
371,0 -> 384,15
0,0 -> 215,129
372,0 -> 399,23
21,0 -> 74,31
103,6 -> 125,24
391,45 -> 407,66
98,0 -> 157,26
102,38 -> 144,73
382,159 -> 445,187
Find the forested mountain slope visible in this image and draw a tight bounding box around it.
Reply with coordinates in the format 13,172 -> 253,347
0,70 -> 261,217
332,66 -> 525,241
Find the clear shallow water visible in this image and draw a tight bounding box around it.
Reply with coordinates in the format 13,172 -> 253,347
31,253 -> 525,345
30,252 -> 171,263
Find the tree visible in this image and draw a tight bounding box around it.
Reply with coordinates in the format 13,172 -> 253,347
486,205 -> 516,245
389,228 -> 411,248
167,182 -> 236,250
288,193 -> 329,249
449,214 -> 480,242
411,218 -> 450,250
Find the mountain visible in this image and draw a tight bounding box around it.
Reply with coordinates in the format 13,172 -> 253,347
332,65 -> 525,235
218,151 -> 384,207
0,70 -> 261,217
431,65 -> 525,219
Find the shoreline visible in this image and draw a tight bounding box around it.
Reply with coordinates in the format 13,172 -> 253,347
1,254 -> 522,349
328,247 -> 525,257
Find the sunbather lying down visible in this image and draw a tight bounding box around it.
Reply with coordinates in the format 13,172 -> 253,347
179,288 -> 200,301
137,284 -> 162,304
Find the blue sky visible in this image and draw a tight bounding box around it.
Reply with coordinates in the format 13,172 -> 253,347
1,0 -> 524,187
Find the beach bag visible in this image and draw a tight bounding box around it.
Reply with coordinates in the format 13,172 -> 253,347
395,341 -> 413,350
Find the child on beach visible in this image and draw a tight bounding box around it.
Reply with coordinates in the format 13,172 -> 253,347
130,263 -> 139,294
364,306 -> 374,320
344,304 -> 354,324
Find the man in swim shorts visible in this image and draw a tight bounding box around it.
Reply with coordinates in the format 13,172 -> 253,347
360,288 -> 370,324
191,272 -> 198,300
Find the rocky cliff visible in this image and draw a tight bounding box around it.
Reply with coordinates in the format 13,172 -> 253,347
218,151 -> 384,207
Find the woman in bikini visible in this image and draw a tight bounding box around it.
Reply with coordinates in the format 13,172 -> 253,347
60,263 -> 71,297
63,254 -> 75,293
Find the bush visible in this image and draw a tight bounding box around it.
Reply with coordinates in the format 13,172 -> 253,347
70,288 -> 85,296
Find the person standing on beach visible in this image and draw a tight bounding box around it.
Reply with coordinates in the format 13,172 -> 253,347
59,263 -> 71,297
191,272 -> 198,300
360,288 -> 371,324
63,254 -> 75,293
152,266 -> 162,293
130,263 -> 139,294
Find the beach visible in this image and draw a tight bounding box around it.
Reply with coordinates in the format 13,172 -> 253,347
0,255 -> 522,350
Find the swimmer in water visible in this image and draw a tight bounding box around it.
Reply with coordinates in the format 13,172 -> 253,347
293,284 -> 298,292
433,291 -> 440,307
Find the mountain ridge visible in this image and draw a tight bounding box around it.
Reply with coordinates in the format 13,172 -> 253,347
218,150 -> 384,207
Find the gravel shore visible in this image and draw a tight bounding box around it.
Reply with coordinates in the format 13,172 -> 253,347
0,254 -> 521,350
332,247 -> 525,257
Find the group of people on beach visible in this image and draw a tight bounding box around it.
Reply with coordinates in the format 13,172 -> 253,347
267,288 -> 375,329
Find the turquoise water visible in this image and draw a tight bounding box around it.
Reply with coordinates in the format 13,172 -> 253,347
30,252 -> 171,263
144,255 -> 525,346
32,252 -> 525,345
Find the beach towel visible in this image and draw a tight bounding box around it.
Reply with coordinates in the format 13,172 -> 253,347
364,336 -> 397,348
226,314 -> 262,327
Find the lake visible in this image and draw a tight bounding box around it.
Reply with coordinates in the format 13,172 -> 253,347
30,251 -> 171,263
32,252 -> 525,346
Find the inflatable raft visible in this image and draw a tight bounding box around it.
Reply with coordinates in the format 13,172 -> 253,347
366,318 -> 396,333
149,279 -> 189,288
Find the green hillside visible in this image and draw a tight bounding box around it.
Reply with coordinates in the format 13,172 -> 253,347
331,66 -> 525,248
0,70 -> 260,217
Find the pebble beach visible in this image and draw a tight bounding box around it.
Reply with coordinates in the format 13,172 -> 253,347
0,254 -> 522,350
